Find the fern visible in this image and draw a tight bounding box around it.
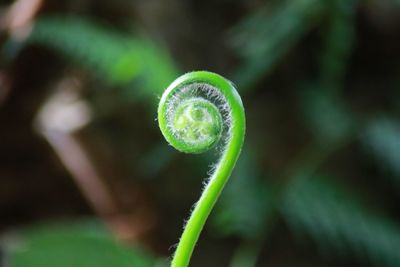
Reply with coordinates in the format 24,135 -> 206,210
282,177 -> 400,267
4,221 -> 161,267
319,0 -> 357,91
363,117 -> 400,181
300,87 -> 355,143
230,0 -> 327,89
28,16 -> 178,103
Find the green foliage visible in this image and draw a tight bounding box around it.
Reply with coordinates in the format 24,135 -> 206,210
28,16 -> 178,103
363,117 -> 400,179
301,87 -> 355,143
230,0 -> 326,89
319,0 -> 357,91
4,221 -> 161,267
282,177 -> 400,267
2,1 -> 400,266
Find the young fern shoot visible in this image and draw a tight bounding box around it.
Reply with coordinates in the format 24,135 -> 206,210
158,71 -> 245,267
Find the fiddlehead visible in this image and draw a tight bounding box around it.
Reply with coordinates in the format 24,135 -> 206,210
158,71 -> 246,267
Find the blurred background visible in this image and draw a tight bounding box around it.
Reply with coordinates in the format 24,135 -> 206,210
1,0 -> 400,266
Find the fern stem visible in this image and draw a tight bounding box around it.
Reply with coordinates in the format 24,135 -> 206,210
158,71 -> 245,267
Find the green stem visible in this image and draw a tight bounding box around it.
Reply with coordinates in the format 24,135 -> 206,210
158,71 -> 245,267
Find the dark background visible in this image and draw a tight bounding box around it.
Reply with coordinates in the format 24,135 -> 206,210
1,0 -> 400,266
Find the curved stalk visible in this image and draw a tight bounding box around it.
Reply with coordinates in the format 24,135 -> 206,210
158,71 -> 245,267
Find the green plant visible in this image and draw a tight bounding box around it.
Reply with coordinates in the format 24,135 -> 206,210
6,221 -> 161,267
27,16 -> 178,103
157,71 -> 246,267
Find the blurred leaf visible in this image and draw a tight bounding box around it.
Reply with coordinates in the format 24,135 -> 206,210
301,87 -> 355,143
28,16 -> 179,103
4,221 -> 162,267
363,117 -> 400,179
230,0 -> 327,89
319,0 -> 357,91
282,176 -> 400,267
